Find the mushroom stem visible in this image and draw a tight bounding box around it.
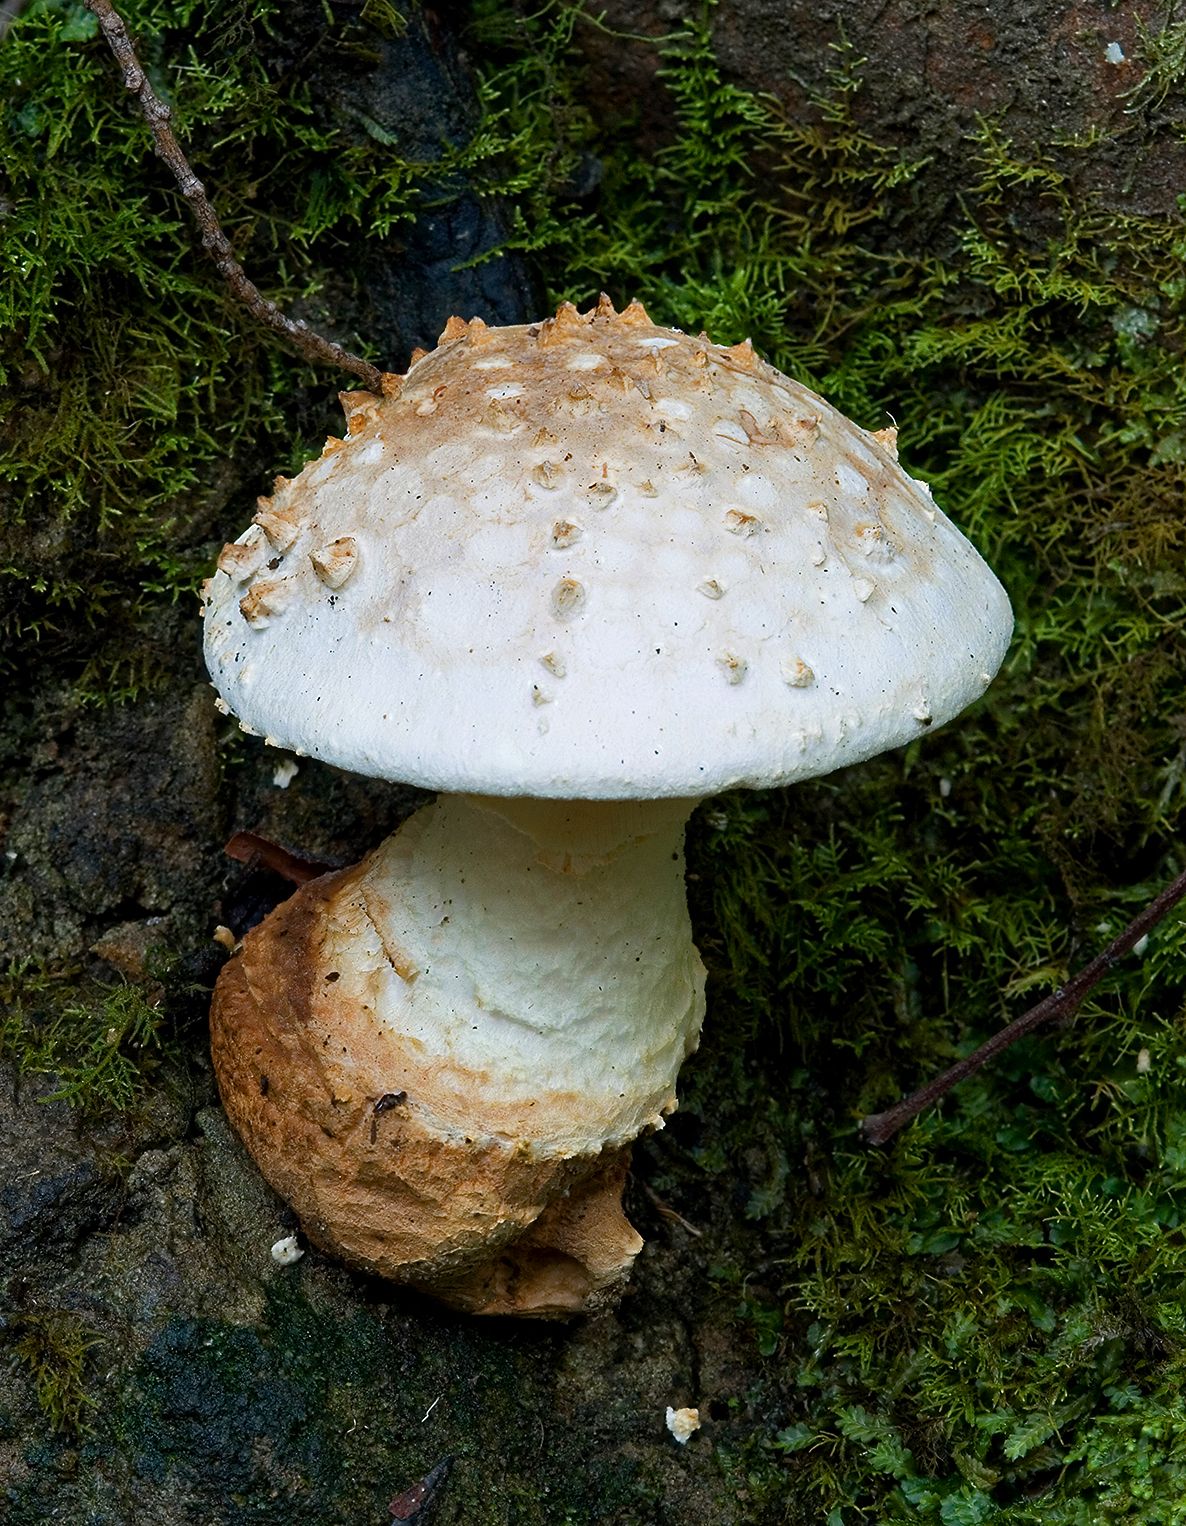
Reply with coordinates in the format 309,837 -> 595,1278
209,792 -> 706,1313
333,792 -> 706,1153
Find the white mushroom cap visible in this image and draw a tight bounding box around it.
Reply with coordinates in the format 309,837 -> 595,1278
203,300 -> 1012,798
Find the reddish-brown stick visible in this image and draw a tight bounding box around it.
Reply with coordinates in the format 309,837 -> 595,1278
861,864 -> 1186,1147
83,0 -> 384,392
223,831 -> 335,887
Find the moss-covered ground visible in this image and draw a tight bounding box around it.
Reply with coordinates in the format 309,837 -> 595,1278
3,0 -> 1186,1520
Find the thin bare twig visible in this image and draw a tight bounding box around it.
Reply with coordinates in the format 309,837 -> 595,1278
641,1180 -> 704,1238
83,0 -> 384,392
861,863 -> 1186,1147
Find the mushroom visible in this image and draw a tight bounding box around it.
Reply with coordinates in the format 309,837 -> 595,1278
202,297 -> 1012,1317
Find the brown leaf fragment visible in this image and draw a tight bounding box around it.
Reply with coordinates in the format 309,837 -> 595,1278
389,1455 -> 455,1521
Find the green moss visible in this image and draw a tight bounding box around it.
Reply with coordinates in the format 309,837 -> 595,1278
0,960 -> 168,1114
10,1311 -> 101,1439
0,0 -> 464,695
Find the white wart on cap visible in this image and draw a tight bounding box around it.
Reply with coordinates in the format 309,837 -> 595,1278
203,299 -> 1012,798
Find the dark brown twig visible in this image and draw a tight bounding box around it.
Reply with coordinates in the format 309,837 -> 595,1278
861,863 -> 1186,1147
640,1180 -> 704,1238
83,0 -> 384,392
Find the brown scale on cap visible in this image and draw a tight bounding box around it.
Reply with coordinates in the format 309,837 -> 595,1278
339,389 -> 377,416
484,399 -> 523,435
310,536 -> 359,590
339,391 -> 382,435
438,315 -> 469,345
718,652 -> 748,685
723,509 -> 763,537
551,520 -> 582,549
239,579 -> 289,627
586,481 -> 617,507
533,460 -> 564,490
253,502 -> 302,554
854,522 -> 898,565
536,303 -> 583,347
557,383 -> 599,418
619,298 -> 651,326
873,425 -> 900,459
552,577 -> 586,617
217,539 -> 266,581
782,657 -> 815,688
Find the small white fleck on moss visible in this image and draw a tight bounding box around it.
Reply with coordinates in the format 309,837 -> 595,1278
271,1235 -> 304,1266
273,758 -> 300,789
665,1406 -> 701,1444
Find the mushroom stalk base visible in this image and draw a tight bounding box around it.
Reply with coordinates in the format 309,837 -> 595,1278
210,793 -> 705,1316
